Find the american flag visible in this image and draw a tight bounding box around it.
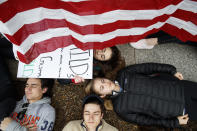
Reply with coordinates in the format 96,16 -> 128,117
0,0 -> 196,64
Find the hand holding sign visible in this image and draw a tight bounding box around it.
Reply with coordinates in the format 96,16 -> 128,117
74,75 -> 85,83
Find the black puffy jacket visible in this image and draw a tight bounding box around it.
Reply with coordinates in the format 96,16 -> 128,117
112,63 -> 185,128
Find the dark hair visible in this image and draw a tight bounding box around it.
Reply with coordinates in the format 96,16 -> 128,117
94,46 -> 125,80
26,78 -> 54,97
40,78 -> 54,97
94,46 -> 120,68
82,94 -> 105,113
105,46 -> 120,67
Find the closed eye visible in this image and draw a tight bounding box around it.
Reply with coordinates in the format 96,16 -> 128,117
100,86 -> 104,91
101,55 -> 105,60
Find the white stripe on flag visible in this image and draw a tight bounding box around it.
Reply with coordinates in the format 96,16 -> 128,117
180,0 -> 197,13
17,28 -> 70,54
1,0 -> 195,35
0,21 -> 10,34
15,16 -> 196,55
60,0 -> 91,2
0,0 -> 8,4
166,17 -> 197,35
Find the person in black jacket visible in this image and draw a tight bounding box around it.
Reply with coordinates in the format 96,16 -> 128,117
0,36 -> 16,124
85,63 -> 197,128
130,30 -> 197,49
0,56 -> 16,124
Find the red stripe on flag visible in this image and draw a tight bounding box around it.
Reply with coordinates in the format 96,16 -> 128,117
6,8 -> 197,46
17,24 -> 196,64
18,35 -> 73,63
1,0 -> 196,64
172,9 -> 197,25
161,24 -> 197,42
0,0 -> 182,22
16,29 -> 161,64
6,19 -> 67,45
6,15 -> 170,45
5,34 -> 18,45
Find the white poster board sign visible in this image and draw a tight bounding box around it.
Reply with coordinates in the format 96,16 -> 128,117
17,45 -> 93,79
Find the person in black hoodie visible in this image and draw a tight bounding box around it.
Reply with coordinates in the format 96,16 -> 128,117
85,63 -> 197,128
0,35 -> 16,125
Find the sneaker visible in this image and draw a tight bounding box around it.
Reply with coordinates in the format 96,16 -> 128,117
129,39 -> 154,49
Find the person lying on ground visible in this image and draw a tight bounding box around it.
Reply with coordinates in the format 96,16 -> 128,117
62,94 -> 118,131
58,46 -> 125,85
85,63 -> 197,128
130,31 -> 197,49
0,78 -> 55,131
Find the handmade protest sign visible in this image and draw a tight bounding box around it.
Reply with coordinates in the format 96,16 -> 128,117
17,45 -> 93,79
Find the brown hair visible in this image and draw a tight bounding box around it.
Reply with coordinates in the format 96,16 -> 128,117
93,46 -> 125,80
40,78 -> 54,97
82,95 -> 105,113
26,78 -> 54,97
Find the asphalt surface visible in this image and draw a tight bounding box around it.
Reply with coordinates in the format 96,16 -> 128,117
117,43 -> 197,82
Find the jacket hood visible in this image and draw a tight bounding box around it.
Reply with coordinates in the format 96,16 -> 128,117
22,95 -> 51,105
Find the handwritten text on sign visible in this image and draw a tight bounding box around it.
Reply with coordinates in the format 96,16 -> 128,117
17,45 -> 93,79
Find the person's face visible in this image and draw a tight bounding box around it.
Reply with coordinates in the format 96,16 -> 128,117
83,103 -> 103,129
25,78 -> 47,103
93,47 -> 112,61
93,78 -> 116,97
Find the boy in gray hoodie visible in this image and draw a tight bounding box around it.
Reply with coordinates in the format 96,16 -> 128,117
0,78 -> 55,131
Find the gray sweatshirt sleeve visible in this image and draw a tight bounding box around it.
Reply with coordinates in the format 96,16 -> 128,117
38,109 -> 55,131
5,107 -> 55,131
5,120 -> 28,131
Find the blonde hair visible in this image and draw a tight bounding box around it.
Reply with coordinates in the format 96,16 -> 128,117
104,99 -> 113,111
85,78 -> 101,95
85,78 -> 114,111
85,79 -> 94,95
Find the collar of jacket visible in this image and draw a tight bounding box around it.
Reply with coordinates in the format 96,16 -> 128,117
110,81 -> 124,98
80,120 -> 103,131
110,88 -> 128,99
